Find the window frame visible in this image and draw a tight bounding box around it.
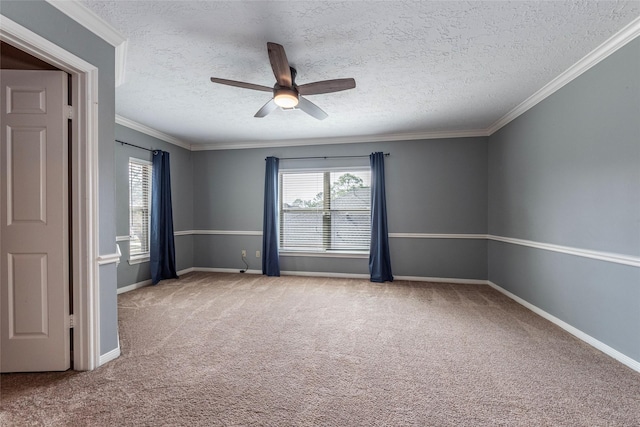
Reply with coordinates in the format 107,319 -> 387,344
278,166 -> 371,257
128,157 -> 152,264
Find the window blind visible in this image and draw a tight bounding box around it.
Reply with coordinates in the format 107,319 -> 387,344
129,159 -> 152,256
279,169 -> 371,252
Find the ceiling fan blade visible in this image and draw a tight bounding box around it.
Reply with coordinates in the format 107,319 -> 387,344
297,78 -> 356,95
267,42 -> 292,87
297,97 -> 328,120
210,77 -> 272,92
254,99 -> 278,118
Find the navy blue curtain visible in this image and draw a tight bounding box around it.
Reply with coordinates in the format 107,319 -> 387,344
369,152 -> 393,282
150,150 -> 178,285
262,156 -> 280,276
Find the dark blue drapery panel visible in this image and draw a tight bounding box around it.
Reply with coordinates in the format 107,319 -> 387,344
150,150 -> 178,285
262,156 -> 280,276
369,152 -> 393,282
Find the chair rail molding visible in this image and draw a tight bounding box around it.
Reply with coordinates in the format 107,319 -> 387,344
166,230 -> 640,268
487,235 -> 640,268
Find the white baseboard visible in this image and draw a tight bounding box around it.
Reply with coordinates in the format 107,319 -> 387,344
194,267 -> 262,275
278,271 -> 489,284
487,281 -> 640,373
116,267 -> 197,294
117,279 -> 152,294
395,275 -> 489,285
98,343 -> 120,366
281,270 -> 370,279
187,269 -> 492,286
117,268 -> 489,290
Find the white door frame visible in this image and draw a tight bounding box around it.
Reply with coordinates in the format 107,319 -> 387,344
1,16 -> 101,370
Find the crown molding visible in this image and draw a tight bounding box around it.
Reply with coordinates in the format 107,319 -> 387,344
487,15 -> 640,135
190,128 -> 489,151
45,0 -> 128,86
45,0 -> 125,47
115,115 -> 192,151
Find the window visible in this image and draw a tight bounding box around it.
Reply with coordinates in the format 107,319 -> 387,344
129,158 -> 152,261
279,169 -> 371,253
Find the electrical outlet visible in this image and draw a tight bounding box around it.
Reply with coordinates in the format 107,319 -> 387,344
256,250 -> 260,258
241,250 -> 247,257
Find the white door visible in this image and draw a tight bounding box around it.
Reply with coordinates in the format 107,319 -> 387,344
1,70 -> 70,372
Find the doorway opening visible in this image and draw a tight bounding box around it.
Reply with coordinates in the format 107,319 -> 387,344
1,17 -> 101,371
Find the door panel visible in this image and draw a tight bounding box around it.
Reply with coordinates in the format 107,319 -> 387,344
1,70 -> 69,372
8,253 -> 48,336
8,127 -> 47,222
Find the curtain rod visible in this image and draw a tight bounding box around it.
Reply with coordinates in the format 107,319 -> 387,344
116,139 -> 157,153
269,153 -> 390,161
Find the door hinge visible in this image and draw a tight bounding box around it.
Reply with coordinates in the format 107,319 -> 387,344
69,314 -> 75,328
66,105 -> 74,120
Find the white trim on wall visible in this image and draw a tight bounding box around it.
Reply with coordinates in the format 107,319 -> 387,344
119,268 -> 488,287
44,0 -> 128,86
389,233 -> 486,240
98,342 -> 121,365
391,232 -> 639,268
193,267 -> 262,275
395,276 -> 489,285
190,129 -> 489,151
487,235 -> 640,268
120,230 -> 263,240
281,270 -> 369,279
116,267 -> 195,294
173,230 -> 640,268
487,15 -> 640,134
185,229 -> 263,236
115,115 -> 191,150
117,278 -> 152,295
280,251 -> 368,259
97,250 -> 121,266
285,272 -> 490,285
488,281 -> 640,373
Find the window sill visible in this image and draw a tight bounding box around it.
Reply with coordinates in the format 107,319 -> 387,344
128,255 -> 150,265
280,250 -> 369,259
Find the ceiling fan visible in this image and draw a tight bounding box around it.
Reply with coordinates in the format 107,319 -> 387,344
210,42 -> 356,120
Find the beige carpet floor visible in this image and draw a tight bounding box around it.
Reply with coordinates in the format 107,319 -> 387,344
1,272 -> 639,426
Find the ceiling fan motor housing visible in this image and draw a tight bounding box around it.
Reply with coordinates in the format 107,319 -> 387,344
273,86 -> 299,108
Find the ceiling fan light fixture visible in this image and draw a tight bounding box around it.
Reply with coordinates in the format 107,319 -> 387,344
210,42 -> 355,119
274,88 -> 299,108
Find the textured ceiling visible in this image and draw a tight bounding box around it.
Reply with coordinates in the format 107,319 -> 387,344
80,1 -> 640,148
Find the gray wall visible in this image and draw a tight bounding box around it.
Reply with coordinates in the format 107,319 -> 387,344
488,39 -> 640,361
114,125 -> 193,288
192,137 -> 488,279
1,1 -> 119,356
